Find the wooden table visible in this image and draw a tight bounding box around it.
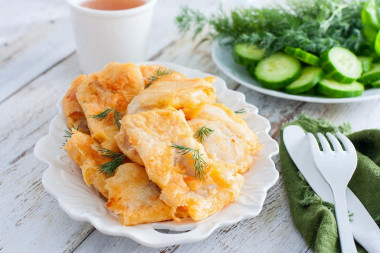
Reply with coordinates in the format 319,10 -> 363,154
1,0 -> 379,252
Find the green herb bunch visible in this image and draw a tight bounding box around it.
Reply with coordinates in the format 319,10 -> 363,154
176,0 -> 367,55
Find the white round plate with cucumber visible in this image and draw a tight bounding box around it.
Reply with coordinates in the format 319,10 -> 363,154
212,41 -> 380,103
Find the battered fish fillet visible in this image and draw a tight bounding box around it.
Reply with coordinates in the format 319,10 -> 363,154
187,103 -> 259,174
62,75 -> 88,132
140,64 -> 185,87
127,76 -> 216,115
63,130 -> 111,198
105,163 -> 173,225
76,62 -> 144,152
120,108 -> 244,221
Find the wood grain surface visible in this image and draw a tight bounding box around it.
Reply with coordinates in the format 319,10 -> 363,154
1,0 -> 379,252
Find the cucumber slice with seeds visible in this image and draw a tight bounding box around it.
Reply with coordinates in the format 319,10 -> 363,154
285,67 -> 323,94
358,56 -> 373,72
318,79 -> 364,98
358,63 -> 380,84
254,52 -> 301,90
284,46 -> 320,66
233,43 -> 265,67
320,47 -> 362,83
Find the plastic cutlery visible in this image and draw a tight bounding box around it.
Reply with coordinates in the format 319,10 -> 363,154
308,132 -> 357,253
283,125 -> 380,253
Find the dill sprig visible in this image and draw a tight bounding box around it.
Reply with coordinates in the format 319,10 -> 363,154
96,146 -> 125,176
62,125 -> 79,147
176,0 -> 366,55
194,125 -> 214,143
171,144 -> 206,180
146,68 -> 172,88
62,130 -> 74,147
234,109 -> 245,114
90,108 -> 122,129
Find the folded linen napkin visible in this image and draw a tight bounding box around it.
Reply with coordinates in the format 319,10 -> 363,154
280,114 -> 380,253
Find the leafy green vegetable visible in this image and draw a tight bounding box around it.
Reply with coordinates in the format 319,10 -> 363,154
176,0 -> 367,56
96,146 -> 126,176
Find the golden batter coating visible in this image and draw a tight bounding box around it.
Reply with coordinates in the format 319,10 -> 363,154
120,108 -> 244,221
62,75 -> 88,132
187,103 -> 260,174
127,76 -> 216,115
76,62 -> 144,152
139,64 -> 185,87
105,163 -> 173,225
63,130 -> 111,198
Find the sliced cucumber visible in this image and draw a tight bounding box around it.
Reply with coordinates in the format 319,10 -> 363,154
233,43 -> 265,67
320,47 -> 362,83
285,67 -> 323,94
375,31 -> 380,57
254,52 -> 301,90
284,46 -> 320,66
371,79 -> 380,88
318,79 -> 364,98
358,63 -> 380,84
358,56 -> 373,72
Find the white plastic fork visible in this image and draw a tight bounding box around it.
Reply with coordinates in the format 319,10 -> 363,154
307,132 -> 358,253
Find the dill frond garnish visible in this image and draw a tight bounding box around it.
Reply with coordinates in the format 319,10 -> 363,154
62,130 -> 74,147
146,68 -> 172,88
234,109 -> 245,114
194,125 -> 214,143
171,144 -> 206,180
176,0 -> 365,55
96,146 -> 125,176
90,108 -> 122,129
62,125 -> 79,147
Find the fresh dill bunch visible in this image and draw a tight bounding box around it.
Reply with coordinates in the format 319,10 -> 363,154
146,68 -> 172,88
96,146 -> 125,176
90,108 -> 122,129
171,144 -> 206,180
234,109 -> 245,114
176,0 -> 366,55
194,125 -> 214,143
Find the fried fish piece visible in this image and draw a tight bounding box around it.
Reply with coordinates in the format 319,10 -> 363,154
76,62 -> 144,152
63,130 -> 111,198
105,163 -> 173,225
127,76 -> 216,115
62,75 -> 88,132
120,108 -> 244,221
140,64 -> 185,87
187,103 -> 260,174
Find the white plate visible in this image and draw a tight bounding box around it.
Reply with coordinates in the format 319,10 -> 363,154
34,61 -> 279,248
212,41 -> 380,103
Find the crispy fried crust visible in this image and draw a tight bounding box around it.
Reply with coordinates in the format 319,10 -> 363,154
121,108 -> 244,221
187,103 -> 260,173
63,130 -> 110,198
62,75 -> 89,132
139,64 -> 185,87
127,76 -> 216,115
105,163 -> 173,225
76,62 -> 144,152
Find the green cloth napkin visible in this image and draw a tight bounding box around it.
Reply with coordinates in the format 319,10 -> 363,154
280,114 -> 380,253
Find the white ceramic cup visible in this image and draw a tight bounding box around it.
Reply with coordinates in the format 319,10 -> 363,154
67,0 -> 157,73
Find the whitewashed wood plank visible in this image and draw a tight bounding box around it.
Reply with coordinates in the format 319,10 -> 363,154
0,18 -> 75,102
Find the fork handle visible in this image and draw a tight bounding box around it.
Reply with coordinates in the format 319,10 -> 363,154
333,188 -> 357,253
